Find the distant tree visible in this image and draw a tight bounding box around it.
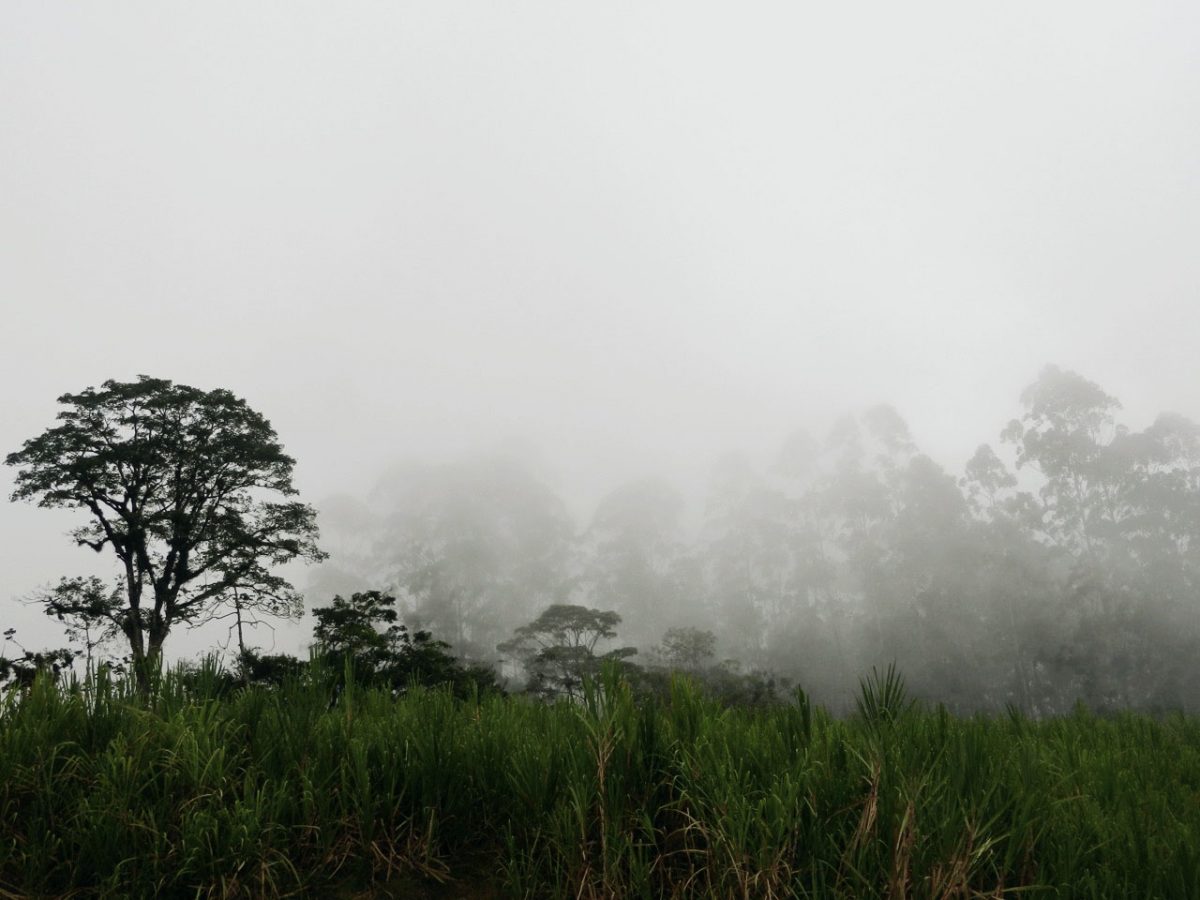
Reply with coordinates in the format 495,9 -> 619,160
701,454 -> 793,658
374,456 -> 574,661
998,366 -> 1200,710
781,408 -> 912,679
1001,365 -> 1123,555
311,590 -> 498,695
636,630 -> 789,708
875,453 -> 996,708
0,629 -> 76,689
498,604 -> 636,700
580,478 -> 697,644
766,407 -> 997,709
237,650 -> 307,688
960,443 -> 1057,712
961,444 -> 1018,516
38,576 -> 125,673
653,626 -> 716,671
5,376 -> 326,689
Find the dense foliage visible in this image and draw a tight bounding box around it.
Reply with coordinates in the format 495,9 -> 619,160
1,666 -> 1199,898
308,589 -> 499,697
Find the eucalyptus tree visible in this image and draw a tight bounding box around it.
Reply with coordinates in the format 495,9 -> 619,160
775,408 -> 999,708
374,455 -> 574,661
700,453 -> 793,658
1000,366 -> 1200,710
877,452 -> 994,708
804,408 -> 914,664
6,376 -> 325,688
1001,365 -> 1123,556
579,477 -> 697,647
960,443 -> 1057,711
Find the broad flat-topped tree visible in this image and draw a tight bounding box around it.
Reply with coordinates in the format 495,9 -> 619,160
6,376 -> 325,686
498,604 -> 636,699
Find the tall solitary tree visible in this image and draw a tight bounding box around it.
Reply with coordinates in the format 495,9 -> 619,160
6,376 -> 325,688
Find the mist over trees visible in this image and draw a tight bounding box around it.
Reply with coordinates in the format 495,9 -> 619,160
314,365 -> 1200,714
8,367 -> 1199,715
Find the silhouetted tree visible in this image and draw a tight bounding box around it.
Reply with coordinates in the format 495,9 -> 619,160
498,604 -> 636,700
5,376 -> 325,689
0,629 -> 76,689
312,589 -> 404,673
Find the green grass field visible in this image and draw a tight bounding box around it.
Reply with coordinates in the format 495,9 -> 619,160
2,665 -> 1199,898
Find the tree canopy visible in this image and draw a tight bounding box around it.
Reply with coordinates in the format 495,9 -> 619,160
6,376 -> 325,685
498,604 -> 636,699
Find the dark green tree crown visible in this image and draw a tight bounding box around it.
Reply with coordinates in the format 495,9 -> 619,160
6,376 -> 325,663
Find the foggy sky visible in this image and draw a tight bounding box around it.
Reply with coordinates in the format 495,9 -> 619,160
3,3 -> 1199,653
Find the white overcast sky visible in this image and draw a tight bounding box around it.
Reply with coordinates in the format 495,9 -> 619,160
2,3 -> 1198,652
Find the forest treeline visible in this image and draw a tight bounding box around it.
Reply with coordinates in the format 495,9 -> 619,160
312,365 -> 1200,715
6,365 -> 1200,715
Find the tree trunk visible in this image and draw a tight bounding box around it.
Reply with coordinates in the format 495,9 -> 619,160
132,615 -> 170,696
234,592 -> 250,686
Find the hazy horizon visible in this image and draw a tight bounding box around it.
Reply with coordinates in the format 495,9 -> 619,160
3,3 -> 1199,667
